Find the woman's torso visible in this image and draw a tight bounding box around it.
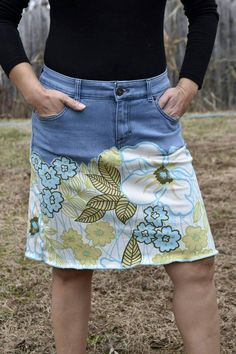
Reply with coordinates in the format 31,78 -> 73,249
0,0 -> 220,88
44,0 -> 167,80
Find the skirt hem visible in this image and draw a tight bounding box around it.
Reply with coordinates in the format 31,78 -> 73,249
24,249 -> 219,270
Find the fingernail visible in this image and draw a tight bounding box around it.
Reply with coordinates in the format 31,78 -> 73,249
77,102 -> 86,109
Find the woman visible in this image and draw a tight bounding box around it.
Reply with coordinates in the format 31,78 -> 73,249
0,0 -> 221,353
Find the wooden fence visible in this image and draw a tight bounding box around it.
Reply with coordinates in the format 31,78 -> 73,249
0,0 -> 235,118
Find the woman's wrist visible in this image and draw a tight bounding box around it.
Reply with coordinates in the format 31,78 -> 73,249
176,77 -> 199,97
25,86 -> 48,107
8,62 -> 47,106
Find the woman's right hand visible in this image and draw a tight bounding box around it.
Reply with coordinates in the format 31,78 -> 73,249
8,62 -> 86,117
30,86 -> 86,117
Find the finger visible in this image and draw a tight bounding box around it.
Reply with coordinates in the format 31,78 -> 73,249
158,91 -> 172,109
163,100 -> 182,118
61,94 -> 86,111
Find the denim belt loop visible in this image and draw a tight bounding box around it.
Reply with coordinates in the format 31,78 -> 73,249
75,79 -> 82,101
146,78 -> 153,102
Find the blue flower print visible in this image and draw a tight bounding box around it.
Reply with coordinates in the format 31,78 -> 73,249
52,156 -> 77,180
40,188 -> 64,218
38,163 -> 61,189
29,216 -> 40,235
133,222 -> 156,244
144,205 -> 169,227
31,152 -> 42,171
152,226 -> 181,252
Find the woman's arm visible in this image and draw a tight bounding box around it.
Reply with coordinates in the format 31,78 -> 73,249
9,62 -> 86,115
157,0 -> 220,119
0,0 -> 31,77
0,1 -> 85,115
9,62 -> 48,107
0,1 -> 42,110
178,0 -> 220,90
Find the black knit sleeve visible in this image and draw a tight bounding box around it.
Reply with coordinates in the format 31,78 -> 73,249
179,0 -> 220,90
0,0 -> 30,78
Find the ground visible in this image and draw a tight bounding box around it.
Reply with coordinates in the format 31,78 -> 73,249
0,115 -> 235,354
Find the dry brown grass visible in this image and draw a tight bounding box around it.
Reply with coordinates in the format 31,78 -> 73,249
0,116 -> 235,353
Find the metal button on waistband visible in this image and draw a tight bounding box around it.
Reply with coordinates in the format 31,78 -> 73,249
116,86 -> 126,96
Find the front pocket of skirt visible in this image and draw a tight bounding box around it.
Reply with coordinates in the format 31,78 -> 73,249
152,93 -> 181,124
33,105 -> 70,122
33,77 -> 74,122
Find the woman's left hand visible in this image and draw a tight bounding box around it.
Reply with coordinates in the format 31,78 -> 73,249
158,78 -> 199,119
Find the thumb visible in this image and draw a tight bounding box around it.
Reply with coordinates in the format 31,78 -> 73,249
158,90 -> 171,109
62,94 -> 86,111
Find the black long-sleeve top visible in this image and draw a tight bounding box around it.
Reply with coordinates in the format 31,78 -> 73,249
0,0 -> 220,89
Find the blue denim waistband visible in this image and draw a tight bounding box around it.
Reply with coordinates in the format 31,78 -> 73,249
39,64 -> 171,101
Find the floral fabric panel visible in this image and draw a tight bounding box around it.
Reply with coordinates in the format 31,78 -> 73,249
25,142 -> 219,269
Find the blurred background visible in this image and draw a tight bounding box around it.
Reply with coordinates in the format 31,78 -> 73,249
0,0 -> 235,118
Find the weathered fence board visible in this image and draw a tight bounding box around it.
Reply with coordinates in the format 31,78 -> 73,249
0,0 -> 235,118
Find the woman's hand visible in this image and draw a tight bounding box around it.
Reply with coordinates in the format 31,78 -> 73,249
158,78 -> 199,119
29,87 -> 86,117
8,62 -> 86,117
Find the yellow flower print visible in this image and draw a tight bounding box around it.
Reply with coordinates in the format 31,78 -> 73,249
60,228 -> 84,249
182,226 -> 208,252
152,246 -> 215,264
73,244 -> 102,265
181,247 -> 217,259
152,248 -> 185,264
100,146 -> 121,167
85,221 -> 115,246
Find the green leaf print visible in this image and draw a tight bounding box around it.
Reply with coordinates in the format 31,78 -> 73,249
48,238 -> 67,249
87,194 -> 121,211
87,174 -> 120,195
75,207 -> 106,223
77,189 -> 98,201
80,162 -> 89,174
115,196 -> 137,224
47,249 -> 66,266
73,152 -> 137,225
66,195 -> 87,210
193,200 -> 202,223
98,156 -> 121,186
122,235 -> 142,268
67,174 -> 85,192
44,227 -> 57,236
58,180 -> 74,196
44,238 -> 66,266
62,202 -> 82,219
88,158 -> 100,174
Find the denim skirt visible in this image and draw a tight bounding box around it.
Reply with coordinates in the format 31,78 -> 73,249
24,64 -> 219,269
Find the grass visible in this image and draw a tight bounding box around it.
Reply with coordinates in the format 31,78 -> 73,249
0,116 -> 236,353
